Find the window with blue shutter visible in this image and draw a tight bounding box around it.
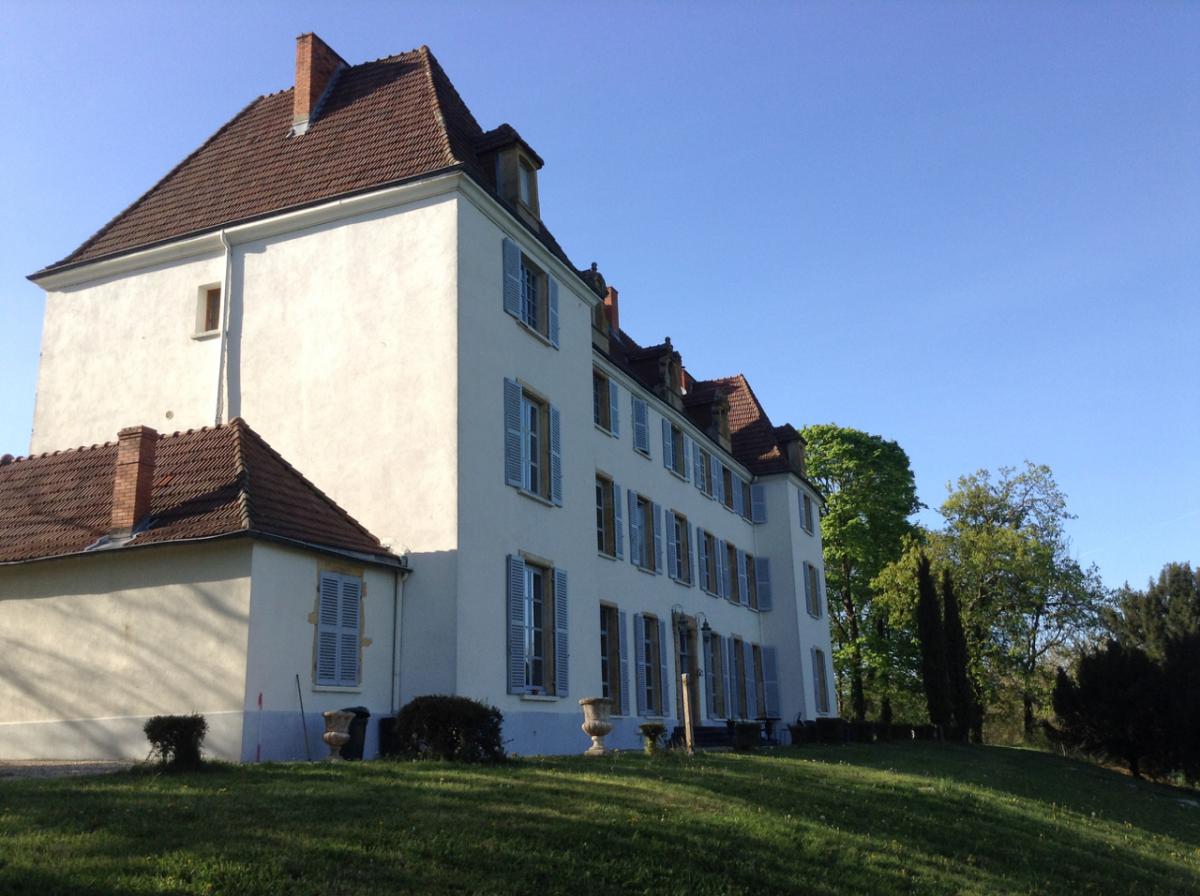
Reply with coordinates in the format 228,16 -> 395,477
713,460 -> 725,505
657,618 -> 669,719
696,528 -> 709,592
634,614 -> 647,716
549,406 -> 562,506
723,636 -> 738,719
800,492 -> 815,534
736,550 -> 749,607
745,642 -> 760,719
652,502 -> 664,574
503,238 -> 557,346
504,379 -> 560,504
502,238 -> 522,318
703,632 -> 717,719
503,379 -> 523,488
506,556 -> 568,697
693,443 -> 705,492
733,477 -> 745,516
632,397 -> 650,456
750,483 -> 767,523
506,555 -> 526,693
813,647 -> 831,714
554,569 -> 569,696
661,419 -> 672,470
755,557 -> 773,611
613,481 -> 624,560
315,571 -> 362,687
609,380 -> 620,436
618,609 -> 630,715
547,277 -> 559,348
761,646 -> 780,718
666,514 -> 678,581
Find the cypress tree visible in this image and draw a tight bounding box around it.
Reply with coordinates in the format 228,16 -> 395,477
915,553 -> 952,731
941,568 -> 974,742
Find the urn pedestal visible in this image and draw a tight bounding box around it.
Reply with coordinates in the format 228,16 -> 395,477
579,697 -> 613,756
322,710 -> 356,761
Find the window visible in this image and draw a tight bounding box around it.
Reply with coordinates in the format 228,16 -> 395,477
801,493 -> 815,534
195,285 -> 221,336
694,448 -> 713,497
315,571 -> 362,687
631,397 -> 650,456
627,492 -> 661,573
740,480 -> 754,521
667,510 -> 691,583
518,158 -> 535,208
732,637 -> 748,719
634,613 -> 666,716
804,561 -> 823,617
503,379 -> 562,505
502,238 -> 559,346
813,647 -> 831,714
704,632 -> 726,719
595,474 -> 622,558
506,555 -> 568,696
599,605 -> 627,714
593,370 -> 619,435
674,616 -> 700,722
725,541 -> 739,602
722,466 -> 735,511
661,420 -> 688,478
750,644 -> 766,719
696,529 -> 719,596
745,552 -> 759,610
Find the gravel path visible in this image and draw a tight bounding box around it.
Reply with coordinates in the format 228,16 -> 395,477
0,760 -> 134,781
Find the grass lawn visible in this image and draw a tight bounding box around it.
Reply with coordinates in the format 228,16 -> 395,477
1,742 -> 1197,895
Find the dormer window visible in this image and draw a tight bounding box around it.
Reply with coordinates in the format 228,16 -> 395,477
519,159 -> 534,207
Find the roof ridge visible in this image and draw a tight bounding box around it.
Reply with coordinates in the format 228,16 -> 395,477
227,418 -> 385,550
228,419 -> 254,531
0,438 -> 119,466
418,45 -> 458,169
40,94 -> 269,274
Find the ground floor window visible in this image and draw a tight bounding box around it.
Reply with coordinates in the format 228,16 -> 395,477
634,613 -> 666,716
506,555 -> 568,696
599,604 -> 627,713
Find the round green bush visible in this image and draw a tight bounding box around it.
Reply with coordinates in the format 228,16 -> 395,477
143,714 -> 207,770
385,695 -> 504,763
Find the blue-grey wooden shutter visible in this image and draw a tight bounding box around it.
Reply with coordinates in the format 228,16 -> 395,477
316,572 -> 340,685
688,525 -> 697,586
661,419 -> 672,470
657,618 -> 669,718
632,398 -> 648,454
812,647 -> 829,713
554,569 -> 569,696
696,528 -> 708,592
503,379 -> 523,488
617,610 -> 630,715
693,443 -> 704,490
745,643 -> 759,719
613,481 -> 624,560
803,561 -> 814,615
609,380 -> 620,436
683,435 -> 692,480
548,277 -> 560,347
338,576 -> 361,686
750,484 -> 767,523
628,491 -> 640,566
762,646 -> 780,718
714,461 -> 725,505
733,478 -> 745,516
723,637 -> 737,718
665,512 -> 677,580
756,557 -> 772,611
502,238 -> 521,318
703,633 -> 716,719
549,404 -> 563,506
816,569 -> 824,617
634,613 -> 647,716
506,555 -> 527,694
736,550 -> 749,607
715,539 -> 727,599
652,503 -> 664,574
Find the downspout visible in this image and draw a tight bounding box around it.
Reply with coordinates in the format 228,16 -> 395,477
390,565 -> 403,714
214,230 -> 233,426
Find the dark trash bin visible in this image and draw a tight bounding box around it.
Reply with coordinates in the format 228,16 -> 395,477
339,706 -> 370,760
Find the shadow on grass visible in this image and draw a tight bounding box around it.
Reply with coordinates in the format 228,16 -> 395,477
0,744 -> 1196,896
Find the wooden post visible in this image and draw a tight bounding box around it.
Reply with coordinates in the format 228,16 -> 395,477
681,672 -> 695,754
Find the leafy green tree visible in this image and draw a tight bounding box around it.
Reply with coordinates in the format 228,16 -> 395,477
915,553 -> 953,730
941,568 -> 977,741
801,424 -> 921,722
1102,562 -> 1200,660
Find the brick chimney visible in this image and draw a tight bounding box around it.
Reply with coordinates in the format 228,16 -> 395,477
292,33 -> 346,135
111,426 -> 158,535
603,286 -> 620,333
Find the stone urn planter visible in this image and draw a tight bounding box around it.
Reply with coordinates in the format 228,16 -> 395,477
322,709 -> 356,761
578,697 -> 613,756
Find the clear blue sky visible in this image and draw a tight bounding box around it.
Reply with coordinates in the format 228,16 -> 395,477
1,1 -> 1196,591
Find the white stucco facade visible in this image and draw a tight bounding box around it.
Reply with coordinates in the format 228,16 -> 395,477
28,172 -> 836,757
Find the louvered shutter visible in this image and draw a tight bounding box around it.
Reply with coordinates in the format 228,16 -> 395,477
618,610 -> 630,715
549,404 -> 563,506
652,503 -> 664,575
632,398 -> 648,454
803,562 -> 814,616
715,539 -> 727,600
688,525 -> 697,586
316,572 -> 340,685
661,419 -> 672,470
338,576 -> 361,686
733,478 -> 745,516
723,637 -> 738,719
666,513 -> 678,580
762,646 -> 780,718
554,569 -> 569,696
816,569 -> 825,617
627,491 -> 641,566
696,529 -> 708,592
634,614 -> 647,716
609,380 -> 620,436
613,481 -> 624,560
683,435 -> 692,480
506,555 -> 527,694
744,643 -> 759,719
703,632 -> 716,719
736,550 -> 749,607
502,238 -> 522,317
548,277 -> 560,347
812,648 -> 829,714
503,379 -> 523,487
750,484 -> 767,523
756,557 -> 773,611
693,443 -> 704,490
657,618 -> 669,718
713,461 -> 725,505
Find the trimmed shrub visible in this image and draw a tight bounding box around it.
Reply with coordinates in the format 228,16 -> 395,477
384,696 -> 504,763
638,722 -> 667,755
733,721 -> 761,752
144,714 -> 207,770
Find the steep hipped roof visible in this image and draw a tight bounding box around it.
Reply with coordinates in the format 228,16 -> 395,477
690,374 -> 791,475
0,418 -> 397,565
34,46 -> 574,277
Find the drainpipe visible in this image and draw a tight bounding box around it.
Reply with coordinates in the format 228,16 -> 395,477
214,230 -> 233,426
390,565 -> 403,714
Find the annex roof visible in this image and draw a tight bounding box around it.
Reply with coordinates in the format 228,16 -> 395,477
0,418 -> 398,566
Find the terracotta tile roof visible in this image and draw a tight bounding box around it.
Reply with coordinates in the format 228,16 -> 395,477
0,419 -> 396,565
690,374 -> 791,475
35,46 -> 575,277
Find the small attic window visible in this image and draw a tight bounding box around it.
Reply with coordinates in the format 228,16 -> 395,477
194,285 -> 221,338
516,155 -> 539,217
